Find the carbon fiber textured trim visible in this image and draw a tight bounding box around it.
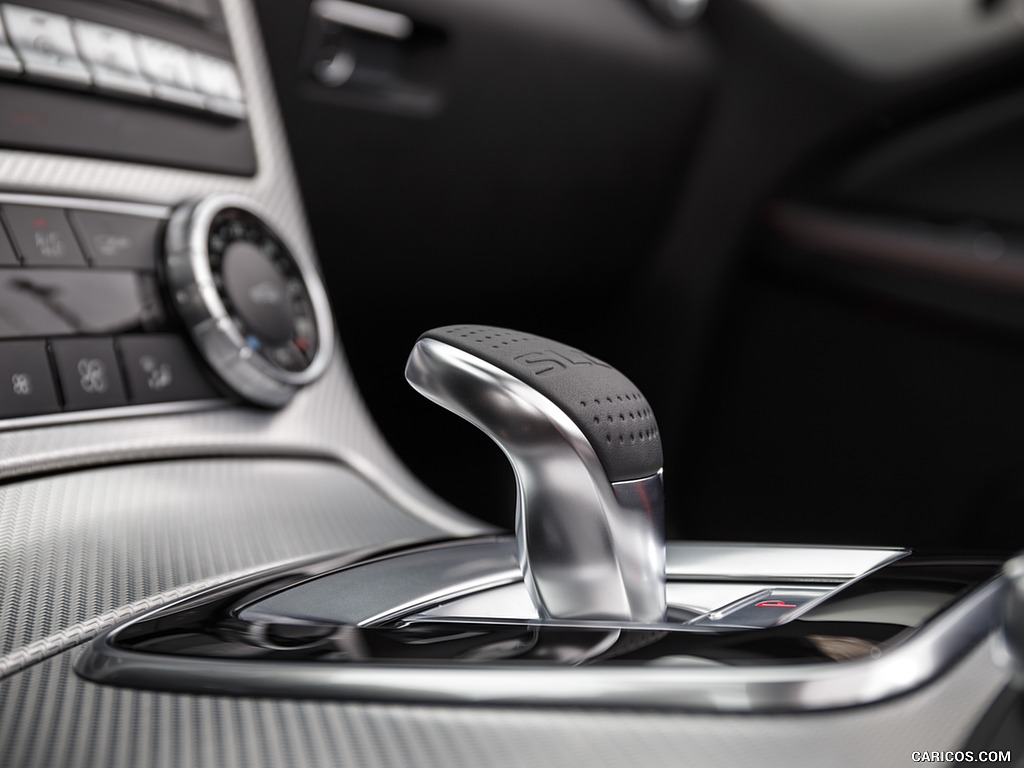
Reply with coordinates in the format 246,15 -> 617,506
0,571 -> 256,680
0,459 -> 446,673
0,636 -> 1009,768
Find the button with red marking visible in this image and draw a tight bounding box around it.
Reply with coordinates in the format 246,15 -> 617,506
1,205 -> 87,266
693,588 -> 831,629
754,599 -> 798,609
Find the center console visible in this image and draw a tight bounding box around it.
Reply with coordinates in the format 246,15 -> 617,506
0,1 -> 1019,767
72,325 -> 1012,720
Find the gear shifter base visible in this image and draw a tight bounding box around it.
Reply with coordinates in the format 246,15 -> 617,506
77,535 -> 1006,714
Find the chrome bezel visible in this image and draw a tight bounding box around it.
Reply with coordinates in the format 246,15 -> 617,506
165,194 -> 334,406
0,192 -> 170,219
76,539 -> 997,714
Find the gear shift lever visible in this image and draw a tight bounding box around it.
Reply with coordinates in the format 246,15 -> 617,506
406,325 -> 666,623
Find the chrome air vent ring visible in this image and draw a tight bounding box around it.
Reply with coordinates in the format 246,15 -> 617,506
164,194 -> 334,407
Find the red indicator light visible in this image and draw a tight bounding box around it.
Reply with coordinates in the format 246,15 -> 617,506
754,600 -> 798,609
32,217 -> 48,228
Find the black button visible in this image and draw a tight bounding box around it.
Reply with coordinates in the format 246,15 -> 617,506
0,221 -> 18,265
2,206 -> 87,267
68,210 -> 163,270
50,338 -> 128,410
221,240 -> 295,343
118,335 -> 218,404
0,341 -> 60,418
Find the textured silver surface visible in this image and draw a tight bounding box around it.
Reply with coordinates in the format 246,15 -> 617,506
0,635 -> 1010,768
0,458 -> 446,676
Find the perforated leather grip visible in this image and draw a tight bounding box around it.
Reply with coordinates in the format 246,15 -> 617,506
419,325 -> 662,483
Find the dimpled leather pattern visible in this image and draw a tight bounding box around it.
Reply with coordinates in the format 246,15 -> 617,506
421,325 -> 662,483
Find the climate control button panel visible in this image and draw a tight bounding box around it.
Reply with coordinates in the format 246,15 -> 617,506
0,335 -> 217,420
0,192 -> 334,426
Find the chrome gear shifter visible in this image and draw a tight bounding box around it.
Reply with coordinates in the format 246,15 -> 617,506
406,325 -> 666,623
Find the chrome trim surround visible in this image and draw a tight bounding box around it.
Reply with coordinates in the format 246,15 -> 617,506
0,398 -> 230,433
1001,552 -> 1024,688
408,580 -> 798,622
665,541 -> 908,582
405,337 -> 665,623
78,571 -> 1002,712
164,194 -> 335,407
0,192 -> 170,219
236,537 -> 907,629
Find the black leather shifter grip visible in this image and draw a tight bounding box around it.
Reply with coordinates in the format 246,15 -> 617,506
419,325 -> 662,483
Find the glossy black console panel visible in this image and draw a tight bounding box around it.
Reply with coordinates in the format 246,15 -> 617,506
76,538 -> 1006,712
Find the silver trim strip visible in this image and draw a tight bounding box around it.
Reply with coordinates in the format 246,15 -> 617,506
311,0 -> 414,40
78,574 -> 1003,712
0,398 -> 231,433
0,191 -> 170,219
666,542 -> 907,581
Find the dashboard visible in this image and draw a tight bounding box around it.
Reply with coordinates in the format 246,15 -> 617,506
0,0 -> 1023,766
